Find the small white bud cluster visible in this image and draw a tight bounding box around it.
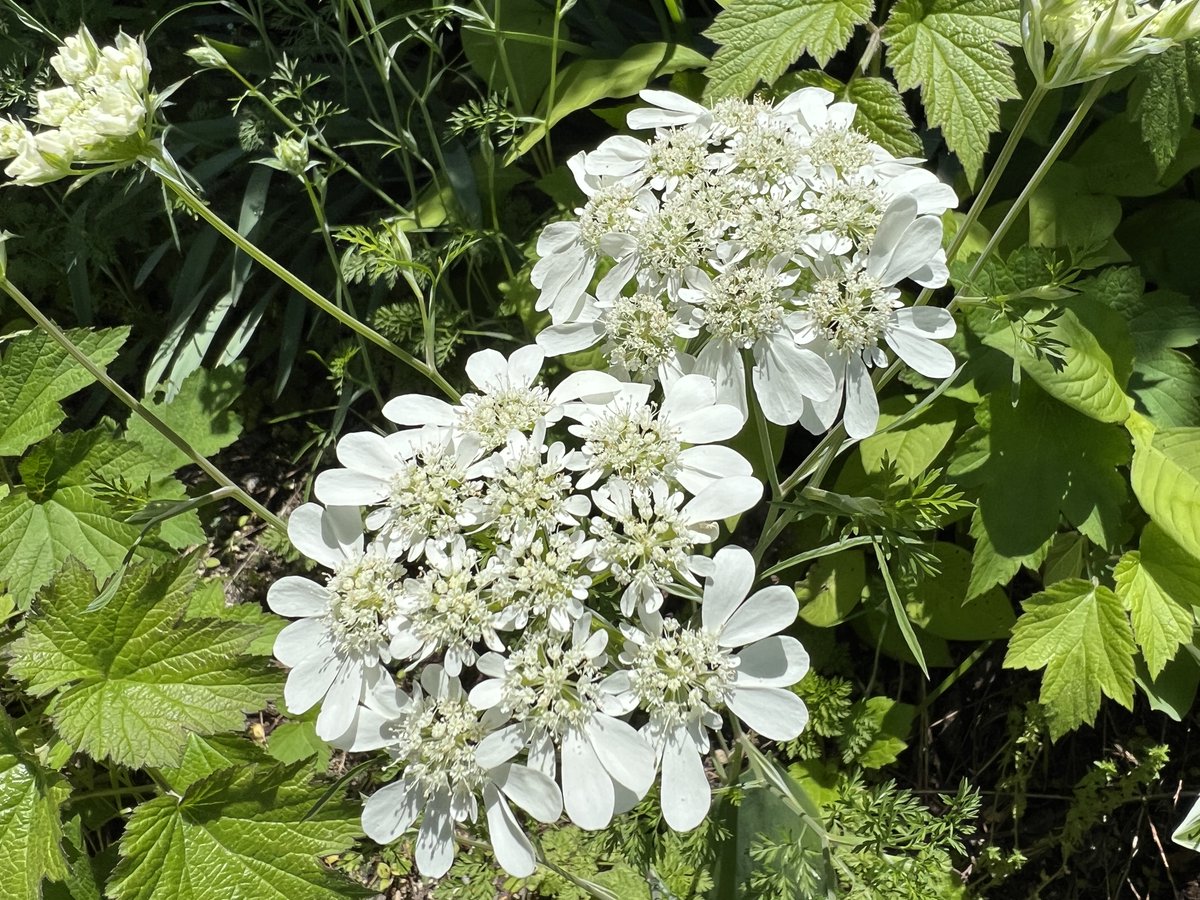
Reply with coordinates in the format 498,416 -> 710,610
2,27 -> 159,186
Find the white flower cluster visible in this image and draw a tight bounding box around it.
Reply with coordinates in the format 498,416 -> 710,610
268,345 -> 810,877
533,87 -> 959,439
0,27 -> 154,185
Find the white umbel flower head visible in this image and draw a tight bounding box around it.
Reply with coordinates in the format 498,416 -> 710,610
268,503 -> 404,742
563,373 -> 751,495
603,545 -> 809,831
589,476 -> 763,617
314,427 -> 483,561
352,665 -> 563,878
797,195 -> 956,439
382,345 -> 623,450
469,615 -> 657,831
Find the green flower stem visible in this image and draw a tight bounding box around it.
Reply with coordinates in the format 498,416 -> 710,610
159,174 -> 461,402
956,76 -> 1110,292
910,83 -> 1051,312
0,276 -> 286,534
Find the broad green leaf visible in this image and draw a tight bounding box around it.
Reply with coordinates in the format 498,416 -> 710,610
1130,349 -> 1200,427
126,365 -> 244,477
1114,525 -> 1198,678
973,304 -> 1134,424
1135,646 -> 1200,722
8,558 -> 279,768
849,696 -> 916,769
107,764 -> 368,900
884,0 -> 1021,179
703,0 -> 874,99
1027,163 -> 1123,254
859,396 -> 958,481
267,722 -> 332,770
795,549 -> 867,626
903,542 -> 1016,640
1004,579 -> 1136,740
0,327 -> 127,457
1073,108 -> 1200,197
949,382 -> 1130,558
461,0 -> 568,110
1128,417 -> 1200,563
965,510 -> 1052,598
161,734 -> 270,793
0,429 -> 197,605
1119,200 -> 1200,293
0,716 -> 69,899
514,43 -> 708,156
1130,42 -> 1200,176
843,76 -> 923,157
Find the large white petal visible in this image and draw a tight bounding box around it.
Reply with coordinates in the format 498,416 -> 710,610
587,714 -> 656,798
628,89 -> 708,129
754,335 -> 835,424
550,369 -> 623,405
282,649 -> 339,714
683,476 -> 763,525
676,445 -> 753,494
727,685 -> 809,741
587,135 -> 651,177
414,795 -> 456,878
267,576 -> 328,618
734,636 -> 810,687
475,723 -> 527,768
537,321 -> 602,356
315,658 -> 364,740
696,339 -> 747,418
537,220 -> 580,255
494,763 -> 563,823
274,616 -> 330,667
287,503 -> 361,569
869,210 -> 945,287
701,545 -> 756,635
595,252 -> 639,303
361,777 -> 420,843
506,344 -> 545,387
885,326 -> 957,378
843,356 -> 880,439
673,404 -> 745,444
892,305 -> 955,339
660,725 -> 711,832
718,585 -> 798,647
661,373 -> 716,425
484,784 -> 537,878
382,394 -> 455,426
313,469 -> 388,507
465,348 -> 508,391
561,727 -> 615,830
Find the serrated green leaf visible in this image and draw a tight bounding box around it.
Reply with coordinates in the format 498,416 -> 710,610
1074,118 -> 1200,198
850,696 -> 916,769
267,722 -> 332,770
0,715 -> 69,899
107,764 -> 368,900
1128,418 -> 1200,567
884,0 -> 1021,179
703,0 -> 874,99
949,381 -> 1130,558
1114,525 -> 1198,678
1004,578 -> 1136,740
0,429 -> 197,605
1027,162 -> 1124,254
965,509 -> 1052,598
1130,349 -> 1200,428
8,558 -> 279,768
1131,41 -> 1200,176
843,76 -> 923,157
126,365 -> 244,477
160,734 -> 270,793
0,328 -> 128,457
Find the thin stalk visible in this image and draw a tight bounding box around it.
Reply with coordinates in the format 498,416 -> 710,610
159,173 -> 460,402
0,276 -> 285,534
958,77 -> 1110,291
910,83 -> 1051,311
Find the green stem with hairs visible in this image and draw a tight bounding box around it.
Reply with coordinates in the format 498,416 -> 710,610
156,170 -> 460,402
0,275 -> 285,534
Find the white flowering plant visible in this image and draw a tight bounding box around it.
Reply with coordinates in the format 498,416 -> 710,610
3,2 -> 1200,898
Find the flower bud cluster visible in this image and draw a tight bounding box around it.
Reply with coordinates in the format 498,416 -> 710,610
0,27 -> 157,185
531,87 -> 960,439
267,345 -> 810,878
